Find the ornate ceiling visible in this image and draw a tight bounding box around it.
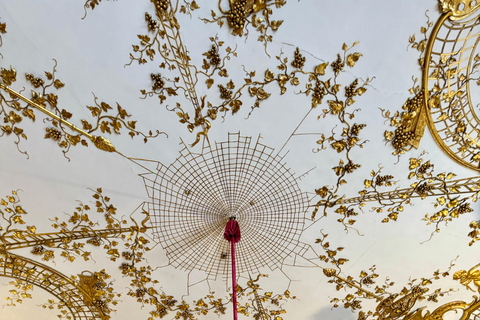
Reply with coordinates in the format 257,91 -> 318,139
0,1 -> 479,319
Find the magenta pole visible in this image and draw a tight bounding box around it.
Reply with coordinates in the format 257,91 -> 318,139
231,240 -> 238,320
224,217 -> 241,320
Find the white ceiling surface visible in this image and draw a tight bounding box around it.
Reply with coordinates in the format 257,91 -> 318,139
0,1 -> 478,319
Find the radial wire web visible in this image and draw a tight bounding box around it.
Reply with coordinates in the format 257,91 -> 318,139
141,133 -> 309,278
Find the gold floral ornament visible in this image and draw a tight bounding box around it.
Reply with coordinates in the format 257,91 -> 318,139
322,154 -> 480,244
235,274 -> 296,320
201,0 -> 284,53
0,188 -> 147,265
125,276 -> 292,320
131,2 -> 368,158
381,12 -> 434,157
3,279 -> 33,307
381,89 -> 428,156
129,2 -> 213,145
317,231 -> 456,319
384,11 -> 437,157
216,44 -> 369,223
251,43 -> 371,230
396,262 -> 480,320
0,61 -> 165,159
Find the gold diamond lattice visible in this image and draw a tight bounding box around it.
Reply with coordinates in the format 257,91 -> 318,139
140,133 -> 309,278
424,13 -> 480,169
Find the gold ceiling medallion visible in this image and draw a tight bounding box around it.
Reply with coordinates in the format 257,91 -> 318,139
439,0 -> 480,20
422,3 -> 480,170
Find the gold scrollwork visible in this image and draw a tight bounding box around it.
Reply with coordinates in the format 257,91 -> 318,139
439,0 -> 480,20
405,298 -> 480,320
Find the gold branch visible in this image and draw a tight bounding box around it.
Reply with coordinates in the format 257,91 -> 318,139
0,83 -> 116,152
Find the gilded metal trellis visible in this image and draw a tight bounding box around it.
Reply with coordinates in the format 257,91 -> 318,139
423,2 -> 480,170
1,227 -> 140,251
322,175 -> 480,206
0,252 -> 105,320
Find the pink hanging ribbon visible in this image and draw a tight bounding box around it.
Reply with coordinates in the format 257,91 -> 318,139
224,218 -> 241,320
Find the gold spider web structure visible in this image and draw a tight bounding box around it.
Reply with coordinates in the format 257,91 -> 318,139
424,8 -> 480,170
136,132 -> 310,279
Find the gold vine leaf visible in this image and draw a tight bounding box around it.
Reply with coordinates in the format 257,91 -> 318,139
0,61 -> 79,159
82,0 -> 114,20
468,220 -> 480,246
407,12 -> 434,68
0,190 -> 31,248
3,279 -> 33,307
235,274 -> 295,320
179,0 -> 200,17
81,93 -> 166,144
0,66 -> 31,158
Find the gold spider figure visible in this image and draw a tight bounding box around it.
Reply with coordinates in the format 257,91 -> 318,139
453,263 -> 480,293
